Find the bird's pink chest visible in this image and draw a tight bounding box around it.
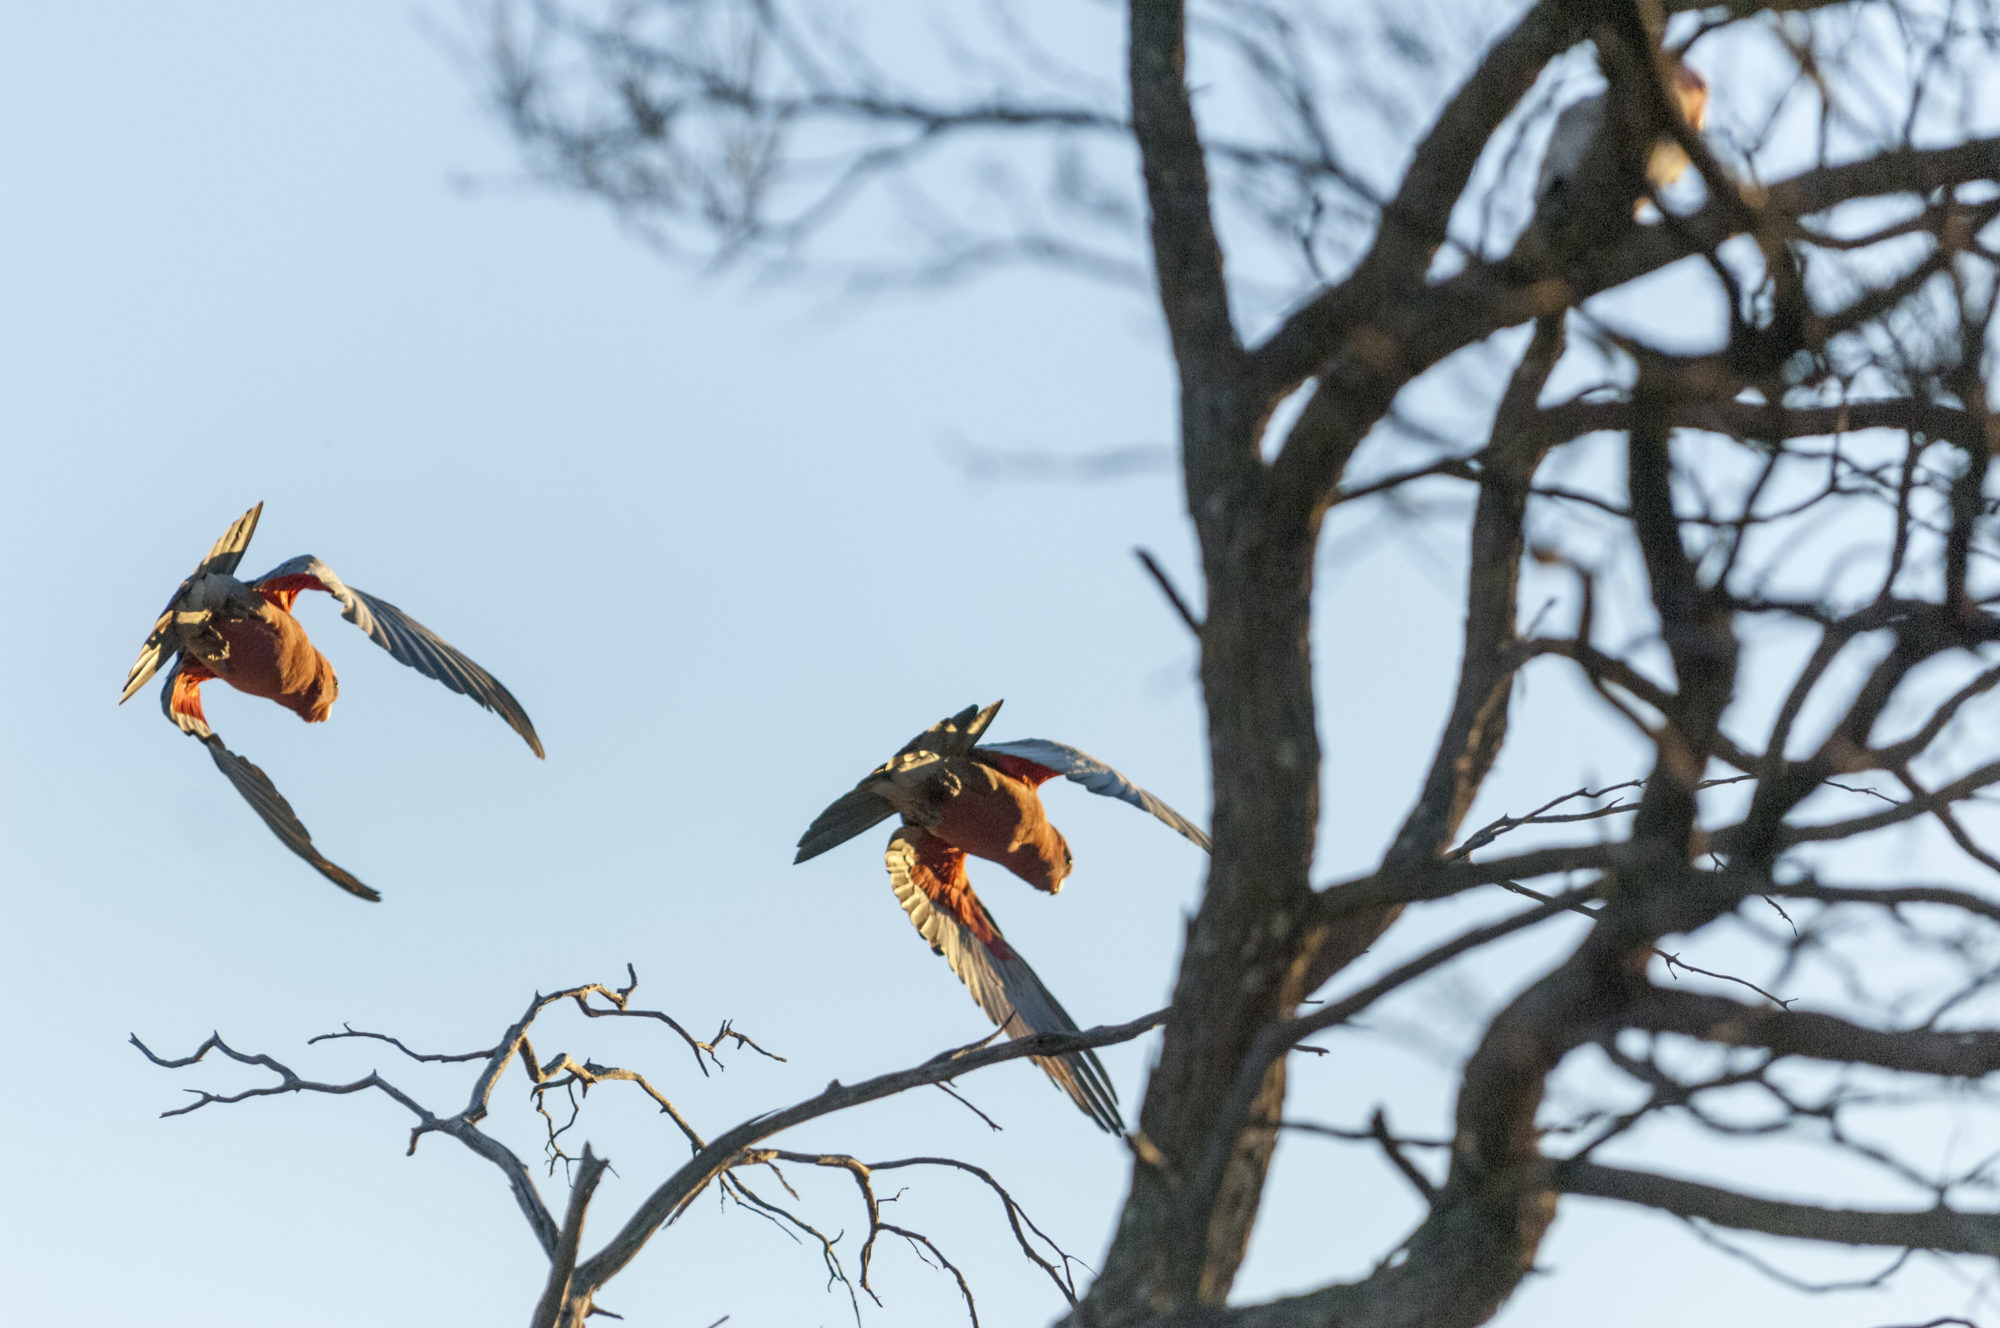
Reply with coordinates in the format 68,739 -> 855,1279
933,764 -> 1069,891
214,606 -> 339,723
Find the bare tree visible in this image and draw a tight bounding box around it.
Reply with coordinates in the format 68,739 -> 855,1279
144,0 -> 2000,1323
136,969 -> 1165,1326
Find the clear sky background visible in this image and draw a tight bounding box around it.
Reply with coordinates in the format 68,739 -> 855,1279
2,4 -> 1994,1326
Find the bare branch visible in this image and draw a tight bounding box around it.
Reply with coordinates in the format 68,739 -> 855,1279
531,1145 -> 611,1328
572,1007 -> 1167,1291
1136,546 -> 1203,637
132,1030 -> 562,1256
1558,1161 -> 2000,1256
1626,986 -> 2000,1079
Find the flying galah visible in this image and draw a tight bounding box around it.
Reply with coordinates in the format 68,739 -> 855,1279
795,701 -> 1210,1132
119,503 -> 543,901
1536,60 -> 1709,206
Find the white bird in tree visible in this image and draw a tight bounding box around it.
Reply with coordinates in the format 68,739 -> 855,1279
1536,60 -> 1709,208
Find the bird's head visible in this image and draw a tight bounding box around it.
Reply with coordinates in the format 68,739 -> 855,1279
1008,827 -> 1074,895
281,657 -> 339,724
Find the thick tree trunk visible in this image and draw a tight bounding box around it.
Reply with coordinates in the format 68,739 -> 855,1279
1075,475 -> 1322,1320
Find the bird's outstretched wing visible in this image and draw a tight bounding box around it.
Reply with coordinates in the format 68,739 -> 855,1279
250,555 -> 543,758
794,701 -> 1005,864
886,828 -> 1122,1133
794,788 -> 901,865
976,738 -> 1211,852
158,662 -> 378,901
119,503 -> 265,705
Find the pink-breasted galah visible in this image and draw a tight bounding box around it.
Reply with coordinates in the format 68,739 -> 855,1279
795,701 -> 1209,1132
119,503 -> 542,900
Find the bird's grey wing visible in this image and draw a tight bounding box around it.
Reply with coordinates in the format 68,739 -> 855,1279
200,738 -> 380,902
250,555 -> 543,758
157,664 -> 378,901
794,787 -> 899,864
976,737 -> 1212,852
119,503 -> 265,704
795,702 -> 1003,863
886,830 -> 1122,1133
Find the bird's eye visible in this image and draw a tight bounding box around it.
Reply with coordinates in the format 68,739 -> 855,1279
1064,849 -> 1074,868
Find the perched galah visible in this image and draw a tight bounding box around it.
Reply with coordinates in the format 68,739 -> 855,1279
1536,60 -> 1709,207
795,701 -> 1209,1132
119,503 -> 542,900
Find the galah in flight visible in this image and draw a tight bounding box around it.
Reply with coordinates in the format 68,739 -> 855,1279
795,701 -> 1210,1132
1536,59 -> 1709,208
119,503 -> 543,901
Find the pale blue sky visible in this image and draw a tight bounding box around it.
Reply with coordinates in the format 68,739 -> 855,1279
2,4 -> 1992,1325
